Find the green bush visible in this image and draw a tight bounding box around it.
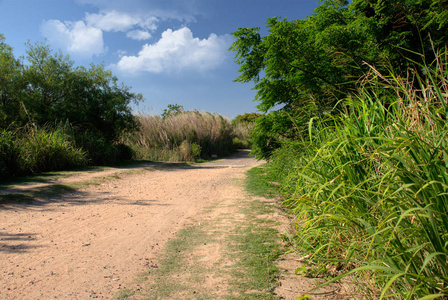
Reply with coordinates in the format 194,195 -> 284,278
191,142 -> 202,160
0,126 -> 88,179
232,137 -> 250,149
0,130 -> 21,178
75,131 -> 118,165
22,127 -> 88,173
115,143 -> 135,161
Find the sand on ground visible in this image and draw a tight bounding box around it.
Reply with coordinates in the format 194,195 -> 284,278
0,151 -> 354,299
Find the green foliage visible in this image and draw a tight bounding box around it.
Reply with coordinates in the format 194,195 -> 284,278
22,127 -> 88,173
115,143 -> 135,161
250,110 -> 296,159
161,103 -> 184,119
232,137 -> 250,149
0,125 -> 88,179
232,1 -> 448,297
190,142 -> 201,160
0,34 -> 25,129
232,112 -> 262,124
351,0 -> 448,69
74,131 -> 119,165
0,36 -> 142,176
0,130 -> 21,177
232,113 -> 260,150
262,52 -> 448,298
0,38 -> 142,140
230,0 -> 448,158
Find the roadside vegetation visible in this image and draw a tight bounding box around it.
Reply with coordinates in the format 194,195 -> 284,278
232,112 -> 261,150
231,0 -> 448,298
125,109 -> 236,162
0,34 -> 256,179
0,36 -> 141,179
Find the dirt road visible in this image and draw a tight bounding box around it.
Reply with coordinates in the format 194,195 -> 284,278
0,150 -> 262,299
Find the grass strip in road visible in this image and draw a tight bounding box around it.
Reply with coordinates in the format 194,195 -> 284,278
225,199 -> 282,299
115,179 -> 282,299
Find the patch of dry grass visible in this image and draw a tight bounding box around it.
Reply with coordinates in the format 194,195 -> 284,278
125,111 -> 236,162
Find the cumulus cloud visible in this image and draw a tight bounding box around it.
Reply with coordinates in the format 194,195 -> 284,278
116,27 -> 232,74
41,10 -> 159,58
85,11 -> 158,32
126,30 -> 152,40
41,20 -> 105,57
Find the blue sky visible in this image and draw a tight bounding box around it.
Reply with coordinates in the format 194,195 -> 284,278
0,0 -> 320,119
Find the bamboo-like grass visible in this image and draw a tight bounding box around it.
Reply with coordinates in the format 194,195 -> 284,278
273,51 -> 448,298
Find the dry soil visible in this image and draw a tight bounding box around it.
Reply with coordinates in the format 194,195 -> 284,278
0,151 -> 354,299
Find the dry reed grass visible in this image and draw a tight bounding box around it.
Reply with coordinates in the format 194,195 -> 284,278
126,111 -> 236,161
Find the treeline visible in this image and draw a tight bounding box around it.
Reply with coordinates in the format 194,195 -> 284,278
0,35 -> 255,180
0,35 -> 142,178
231,0 -> 448,298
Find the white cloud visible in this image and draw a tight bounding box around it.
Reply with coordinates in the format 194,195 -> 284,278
116,50 -> 127,57
41,10 -> 160,58
85,10 -> 158,32
116,27 -> 232,74
126,30 -> 152,40
41,20 -> 105,57
75,0 -> 198,22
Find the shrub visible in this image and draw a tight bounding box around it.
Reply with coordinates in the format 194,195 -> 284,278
0,125 -> 88,179
22,127 -> 88,173
0,130 -> 21,178
115,143 -> 135,161
232,121 -> 255,149
75,131 -> 118,165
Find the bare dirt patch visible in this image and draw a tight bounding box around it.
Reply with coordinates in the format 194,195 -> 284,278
0,151 -> 356,299
0,151 -> 260,299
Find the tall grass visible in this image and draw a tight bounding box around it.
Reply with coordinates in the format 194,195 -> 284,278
127,111 -> 235,161
267,52 -> 448,298
232,121 -> 255,149
0,124 -> 88,179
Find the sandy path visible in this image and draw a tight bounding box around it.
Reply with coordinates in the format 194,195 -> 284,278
0,150 -> 261,299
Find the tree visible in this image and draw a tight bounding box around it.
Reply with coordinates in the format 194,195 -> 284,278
230,0 -> 448,158
232,112 -> 262,125
351,0 -> 448,71
0,34 -> 24,129
162,104 -> 184,119
20,41 -> 142,141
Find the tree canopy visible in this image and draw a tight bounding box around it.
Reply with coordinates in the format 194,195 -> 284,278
230,0 -> 448,158
232,112 -> 262,124
0,36 -> 142,141
162,104 -> 185,119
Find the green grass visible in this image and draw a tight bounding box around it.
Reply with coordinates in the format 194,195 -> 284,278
258,51 -> 448,298
225,200 -> 281,299
0,125 -> 89,179
116,177 -> 282,300
245,166 -> 281,198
